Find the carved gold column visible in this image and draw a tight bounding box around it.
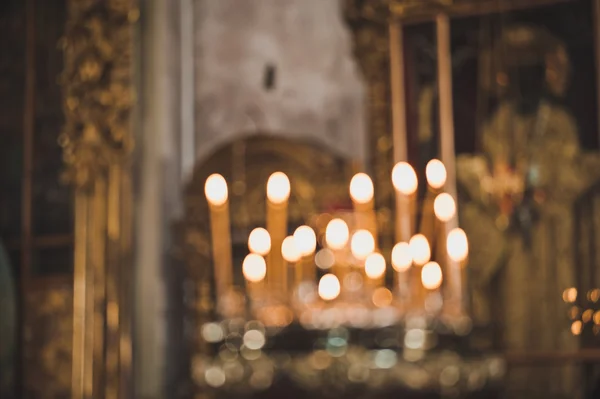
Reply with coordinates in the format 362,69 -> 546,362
61,1 -> 138,398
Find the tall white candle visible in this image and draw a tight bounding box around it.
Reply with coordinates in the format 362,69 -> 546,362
436,13 -> 463,313
204,174 -> 233,303
266,172 -> 291,295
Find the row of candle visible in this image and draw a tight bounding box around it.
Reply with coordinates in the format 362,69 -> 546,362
204,158 -> 469,312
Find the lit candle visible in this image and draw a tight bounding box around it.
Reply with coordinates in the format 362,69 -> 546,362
421,261 -> 443,293
266,172 -> 291,295
409,234 -> 431,310
447,227 -> 468,265
204,174 -> 233,303
325,218 -> 350,280
294,225 -> 317,282
420,159 -> 447,240
433,192 -> 458,313
364,252 -> 386,288
349,173 -> 377,242
392,162 -> 418,242
350,229 -> 375,261
281,235 -> 302,287
248,227 -> 271,256
318,274 -> 341,301
243,253 -> 267,301
436,13 -> 462,313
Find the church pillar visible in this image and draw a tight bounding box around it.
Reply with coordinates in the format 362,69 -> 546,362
134,0 -> 192,397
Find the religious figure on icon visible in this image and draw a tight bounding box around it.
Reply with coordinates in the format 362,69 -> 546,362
456,25 -> 600,397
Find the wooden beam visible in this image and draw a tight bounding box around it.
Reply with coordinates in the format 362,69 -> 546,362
392,0 -> 576,24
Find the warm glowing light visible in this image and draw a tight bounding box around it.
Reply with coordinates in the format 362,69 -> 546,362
266,172 -> 291,204
294,225 -> 317,256
391,242 -> 412,272
593,311 -> 600,325
365,252 -> 386,279
281,236 -> 301,263
248,227 -> 271,256
315,249 -> 335,270
243,254 -> 266,282
425,159 -> 447,189
434,193 -> 456,222
447,228 -> 468,262
318,274 -> 341,301
325,218 -> 350,250
391,162 -> 418,195
204,174 -> 228,206
372,287 -> 393,308
350,229 -> 375,260
349,173 -> 374,204
583,309 -> 594,323
562,288 -> 578,303
421,261 -> 443,290
571,320 -> 583,336
589,289 -> 600,303
409,234 -> 430,266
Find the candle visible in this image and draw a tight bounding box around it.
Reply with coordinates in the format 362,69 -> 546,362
204,174 -> 233,303
436,13 -> 462,312
433,192 -> 458,313
266,172 -> 291,295
349,173 -> 377,241
409,234 -> 431,310
281,235 -> 302,287
248,227 -> 271,256
391,162 -> 418,241
420,159 -> 447,239
325,218 -> 350,280
421,260 -> 443,313
364,252 -> 386,288
243,253 -> 267,302
293,225 -> 317,282
318,274 -> 341,301
446,227 -> 469,265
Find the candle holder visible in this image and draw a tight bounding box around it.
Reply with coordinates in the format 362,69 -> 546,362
192,161 -> 504,396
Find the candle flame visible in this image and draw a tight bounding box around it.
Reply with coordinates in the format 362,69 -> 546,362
409,234 -> 430,266
281,235 -> 301,263
248,227 -> 271,256
433,193 -> 456,222
447,228 -> 468,262
421,261 -> 442,290
243,254 -> 267,283
325,218 -> 349,250
318,274 -> 341,301
391,242 -> 412,272
391,162 -> 418,195
425,159 -> 447,189
365,252 -> 386,279
350,229 -> 375,260
349,173 -> 374,204
205,174 -> 228,206
267,172 -> 291,204
293,225 -> 317,256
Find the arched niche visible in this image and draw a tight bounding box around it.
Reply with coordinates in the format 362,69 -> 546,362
176,134 -> 357,321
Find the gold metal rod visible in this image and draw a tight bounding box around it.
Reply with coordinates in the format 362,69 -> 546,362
72,193 -> 88,399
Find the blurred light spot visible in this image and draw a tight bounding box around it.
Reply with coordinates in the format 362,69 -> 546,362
571,320 -> 583,336
315,248 -> 335,270
243,329 -> 266,350
404,328 -> 426,349
372,287 -> 393,308
201,322 -> 224,343
563,287 -> 577,303
205,366 -> 226,388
